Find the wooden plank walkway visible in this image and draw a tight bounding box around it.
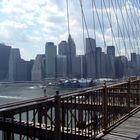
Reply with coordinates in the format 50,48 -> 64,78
100,111 -> 140,140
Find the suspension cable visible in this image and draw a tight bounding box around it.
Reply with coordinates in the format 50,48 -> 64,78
93,0 -> 107,48
79,0 -> 95,54
109,0 -> 129,59
122,0 -> 137,56
135,0 -> 140,53
129,0 -> 140,52
102,0 -> 121,56
116,0 -> 133,55
66,0 -> 70,35
128,0 -> 138,53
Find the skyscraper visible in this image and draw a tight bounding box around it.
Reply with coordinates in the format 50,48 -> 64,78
8,48 -> 21,81
72,55 -> 86,78
26,60 -> 34,81
106,46 -> 115,78
137,54 -> 140,69
96,47 -> 102,78
85,38 -> 96,79
67,34 -> 76,77
58,41 -> 68,56
131,53 -> 137,67
0,43 -> 11,81
56,55 -> 67,78
115,56 -> 124,78
15,59 -> 30,81
68,34 -> 76,56
45,42 -> 57,79
101,52 -> 107,78
32,55 -> 45,81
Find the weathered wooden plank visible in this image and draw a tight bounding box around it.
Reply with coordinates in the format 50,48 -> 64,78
100,111 -> 140,140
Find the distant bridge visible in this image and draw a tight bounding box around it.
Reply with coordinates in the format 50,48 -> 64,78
0,78 -> 140,140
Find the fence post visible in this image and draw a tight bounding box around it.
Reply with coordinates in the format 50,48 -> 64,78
55,91 -> 61,140
103,82 -> 108,132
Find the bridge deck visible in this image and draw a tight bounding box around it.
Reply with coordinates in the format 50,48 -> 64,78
100,111 -> 140,140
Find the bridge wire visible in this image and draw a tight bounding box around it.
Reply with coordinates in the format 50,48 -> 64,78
66,0 -> 70,35
128,0 -> 139,53
93,0 -> 120,78
116,0 -> 134,56
121,0 -> 134,58
109,0 -> 129,59
122,0 -> 140,60
92,0 -> 109,78
101,0 -> 105,47
79,0 -> 98,79
79,0 -> 93,44
130,0 -> 140,54
80,0 -> 86,79
91,0 -> 96,40
135,0 -> 140,53
95,0 -> 122,78
111,0 -> 129,58
92,0 -> 107,48
114,0 -> 122,55
101,0 -> 115,77
102,0 -> 121,56
133,0 -> 140,54
109,0 -> 114,46
122,0 -> 137,54
66,0 -> 73,77
105,0 -> 120,77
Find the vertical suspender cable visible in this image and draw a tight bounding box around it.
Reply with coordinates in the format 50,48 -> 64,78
92,0 -> 107,48
66,0 -> 72,77
81,0 -> 86,79
129,1 -> 139,53
109,0 -> 129,59
109,0 -> 114,46
122,0 -> 137,55
66,0 -> 70,35
102,0 -> 121,56
91,0 -> 96,40
79,0 -> 95,56
135,0 -> 140,53
116,0 -> 133,55
129,1 -> 140,52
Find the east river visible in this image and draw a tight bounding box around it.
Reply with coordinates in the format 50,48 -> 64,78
0,83 -> 76,139
0,83 -> 75,105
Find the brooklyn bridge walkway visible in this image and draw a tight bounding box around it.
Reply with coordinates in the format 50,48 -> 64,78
0,78 -> 140,140
100,109 -> 140,140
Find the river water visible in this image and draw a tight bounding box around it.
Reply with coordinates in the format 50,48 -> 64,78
0,83 -> 76,139
0,83 -> 74,105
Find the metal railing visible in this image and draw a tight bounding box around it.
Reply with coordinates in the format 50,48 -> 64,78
0,79 -> 140,140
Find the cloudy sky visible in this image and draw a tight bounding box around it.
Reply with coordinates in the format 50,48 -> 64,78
0,0 -> 139,60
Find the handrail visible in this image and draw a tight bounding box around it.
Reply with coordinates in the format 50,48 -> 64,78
0,79 -> 139,112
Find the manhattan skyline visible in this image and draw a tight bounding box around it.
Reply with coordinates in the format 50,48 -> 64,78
0,0 -> 139,60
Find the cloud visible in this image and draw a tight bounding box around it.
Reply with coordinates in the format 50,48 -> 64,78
0,0 -> 139,60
